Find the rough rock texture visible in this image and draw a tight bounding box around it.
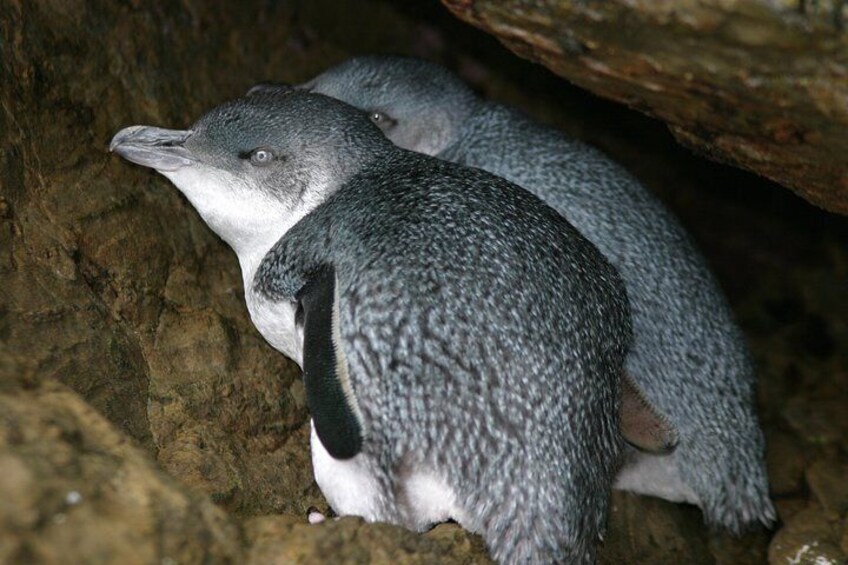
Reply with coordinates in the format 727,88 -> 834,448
441,0 -> 848,214
0,382 -> 241,563
244,517 -> 491,564
1,0 -> 847,563
0,383 -> 488,564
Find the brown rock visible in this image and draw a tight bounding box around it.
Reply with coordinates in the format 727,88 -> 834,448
0,382 -> 242,564
767,431 -> 808,496
776,497 -> 812,525
244,515 -> 491,564
599,492 -> 714,565
144,303 -> 317,514
441,0 -> 848,214
768,505 -> 845,564
425,523 -> 491,559
807,459 -> 848,516
709,530 -> 772,565
784,392 -> 848,446
841,517 -> 848,556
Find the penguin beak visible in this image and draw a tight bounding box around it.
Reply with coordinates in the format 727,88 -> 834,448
109,126 -> 195,172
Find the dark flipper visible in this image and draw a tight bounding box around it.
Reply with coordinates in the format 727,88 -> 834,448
298,265 -> 363,459
620,372 -> 679,454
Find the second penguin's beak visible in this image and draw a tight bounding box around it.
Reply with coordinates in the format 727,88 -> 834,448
245,81 -> 292,96
109,126 -> 195,172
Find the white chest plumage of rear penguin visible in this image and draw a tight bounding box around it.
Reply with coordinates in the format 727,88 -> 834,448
295,55 -> 776,533
110,88 -> 675,563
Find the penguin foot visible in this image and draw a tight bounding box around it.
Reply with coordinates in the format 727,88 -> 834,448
307,506 -> 327,524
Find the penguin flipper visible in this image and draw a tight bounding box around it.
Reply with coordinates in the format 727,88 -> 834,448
297,264 -> 364,460
620,372 -> 679,454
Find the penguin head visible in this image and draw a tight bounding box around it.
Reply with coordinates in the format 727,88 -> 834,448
110,89 -> 391,255
290,56 -> 480,157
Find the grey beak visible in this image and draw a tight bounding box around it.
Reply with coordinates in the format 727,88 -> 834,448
109,126 -> 195,172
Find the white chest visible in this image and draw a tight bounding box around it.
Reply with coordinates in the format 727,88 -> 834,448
245,288 -> 303,367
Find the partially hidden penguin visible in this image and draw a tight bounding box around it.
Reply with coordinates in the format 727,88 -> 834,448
290,55 -> 776,532
110,88 -> 675,563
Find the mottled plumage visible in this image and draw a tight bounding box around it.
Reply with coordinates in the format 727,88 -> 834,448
111,89 -> 634,563
301,55 -> 775,532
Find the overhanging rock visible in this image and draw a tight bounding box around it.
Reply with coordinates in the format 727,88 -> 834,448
442,0 -> 848,214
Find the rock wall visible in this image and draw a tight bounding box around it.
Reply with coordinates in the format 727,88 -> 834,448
442,0 -> 848,214
0,383 -> 241,563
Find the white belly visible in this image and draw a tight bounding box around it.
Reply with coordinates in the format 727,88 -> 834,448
310,424 -> 470,531
310,424 -> 385,521
245,290 -> 303,366
614,451 -> 700,505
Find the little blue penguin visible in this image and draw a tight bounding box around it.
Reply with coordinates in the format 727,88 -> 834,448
293,55 -> 776,532
109,88 -> 664,563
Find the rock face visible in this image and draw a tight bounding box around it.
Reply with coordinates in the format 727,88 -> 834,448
0,382 -> 242,563
0,383 -> 488,564
442,0 -> 848,214
2,0 -> 847,563
244,516 -> 492,564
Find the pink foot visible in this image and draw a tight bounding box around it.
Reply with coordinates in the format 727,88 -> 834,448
307,507 -> 327,524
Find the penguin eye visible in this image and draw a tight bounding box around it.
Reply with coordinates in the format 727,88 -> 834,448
369,111 -> 397,130
249,147 -> 275,166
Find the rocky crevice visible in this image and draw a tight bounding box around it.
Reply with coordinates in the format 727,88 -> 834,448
1,0 -> 846,563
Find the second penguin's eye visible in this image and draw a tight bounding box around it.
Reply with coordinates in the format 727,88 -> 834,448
249,147 -> 275,166
369,111 -> 396,129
